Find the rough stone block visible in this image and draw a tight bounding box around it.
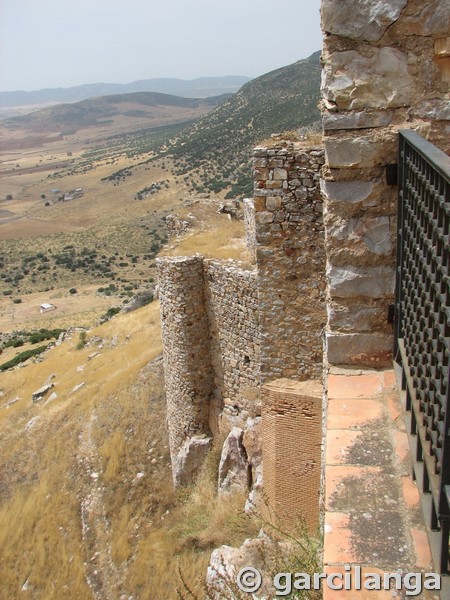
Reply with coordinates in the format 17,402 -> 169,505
326,332 -> 393,367
253,196 -> 266,211
322,110 -> 394,131
273,168 -> 288,180
327,215 -> 393,257
328,264 -> 395,298
412,100 -> 450,121
255,211 -> 274,224
321,0 -> 407,41
266,196 -> 282,211
328,303 -> 389,333
324,137 -> 375,169
324,134 -> 396,168
321,179 -> 375,205
253,167 -> 269,181
322,48 -> 414,110
396,1 -> 450,37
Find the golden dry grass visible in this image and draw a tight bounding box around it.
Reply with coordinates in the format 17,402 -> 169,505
0,111 -> 263,599
159,199 -> 252,264
163,221 -> 249,262
0,301 -> 261,599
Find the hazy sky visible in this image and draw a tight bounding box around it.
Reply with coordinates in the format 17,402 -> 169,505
0,0 -> 322,92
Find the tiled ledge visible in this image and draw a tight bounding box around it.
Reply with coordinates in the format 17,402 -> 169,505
323,369 -> 440,599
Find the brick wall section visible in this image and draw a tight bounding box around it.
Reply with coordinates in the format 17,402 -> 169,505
252,145 -> 327,382
262,378 -> 322,531
321,0 -> 450,366
157,256 -> 260,468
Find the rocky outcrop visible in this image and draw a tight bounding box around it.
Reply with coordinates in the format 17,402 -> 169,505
207,533 -> 289,599
173,435 -> 212,488
32,383 -> 54,402
218,427 -> 250,494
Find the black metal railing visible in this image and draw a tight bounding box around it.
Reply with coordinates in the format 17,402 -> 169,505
395,129 -> 450,574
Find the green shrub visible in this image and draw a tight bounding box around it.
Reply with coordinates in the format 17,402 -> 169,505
76,331 -> 87,350
0,345 -> 47,371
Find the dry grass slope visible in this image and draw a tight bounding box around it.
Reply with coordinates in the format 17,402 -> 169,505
0,302 -> 261,599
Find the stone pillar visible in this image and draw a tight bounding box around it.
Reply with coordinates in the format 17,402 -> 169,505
262,379 -> 322,531
252,144 -> 327,382
320,0 -> 450,367
156,256 -> 213,483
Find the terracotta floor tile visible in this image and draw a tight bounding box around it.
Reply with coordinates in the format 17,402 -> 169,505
385,392 -> 402,423
411,527 -> 433,569
401,476 -> 420,509
393,430 -> 410,464
327,398 -> 384,429
328,373 -> 383,400
325,465 -> 391,511
324,512 -> 356,563
326,430 -> 364,465
323,566 -> 395,600
383,370 -> 397,391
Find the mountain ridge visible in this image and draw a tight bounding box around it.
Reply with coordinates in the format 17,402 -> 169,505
0,76 -> 250,109
156,51 -> 322,197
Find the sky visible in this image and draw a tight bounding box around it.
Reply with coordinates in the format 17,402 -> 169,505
0,0 -> 322,92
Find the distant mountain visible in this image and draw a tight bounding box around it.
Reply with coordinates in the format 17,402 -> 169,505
0,76 -> 250,109
1,91 -> 231,140
158,51 -> 322,198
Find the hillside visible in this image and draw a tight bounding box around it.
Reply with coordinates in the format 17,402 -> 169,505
0,302 -> 259,599
156,51 -> 322,197
0,53 -> 323,598
0,92 -> 230,149
0,52 -> 321,331
0,76 -> 250,113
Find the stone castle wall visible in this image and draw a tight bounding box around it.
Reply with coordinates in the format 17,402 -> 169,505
157,256 -> 213,467
203,259 -> 260,431
321,0 -> 450,366
252,145 -> 327,382
158,147 -> 328,502
157,256 -> 259,476
243,198 -> 257,261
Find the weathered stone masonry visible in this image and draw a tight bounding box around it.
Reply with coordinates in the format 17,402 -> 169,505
157,256 -> 260,480
158,149 -> 327,529
253,145 -> 327,382
321,0 -> 450,366
204,260 -> 260,431
157,256 -> 213,467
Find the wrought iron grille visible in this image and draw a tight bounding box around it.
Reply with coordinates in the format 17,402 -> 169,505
395,130 -> 450,574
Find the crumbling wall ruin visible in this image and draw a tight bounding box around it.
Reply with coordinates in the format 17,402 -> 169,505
157,256 -> 260,483
156,256 -> 213,477
158,148 -> 327,521
321,0 -> 450,366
